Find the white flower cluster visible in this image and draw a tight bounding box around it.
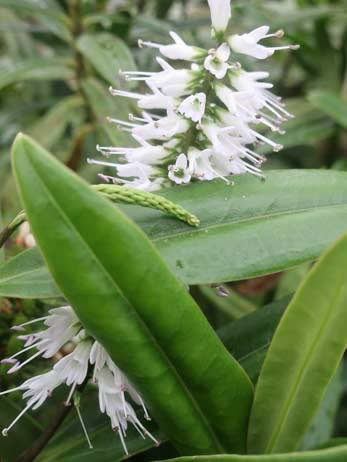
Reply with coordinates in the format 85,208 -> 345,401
88,0 -> 299,191
0,306 -> 158,453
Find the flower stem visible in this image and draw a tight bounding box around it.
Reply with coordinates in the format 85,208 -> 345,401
0,211 -> 26,249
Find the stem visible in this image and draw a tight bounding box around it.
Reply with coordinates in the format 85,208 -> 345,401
69,0 -> 84,92
0,212 -> 26,249
66,124 -> 94,171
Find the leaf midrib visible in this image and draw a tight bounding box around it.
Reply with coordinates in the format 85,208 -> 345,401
151,202 -> 347,243
265,272 -> 346,453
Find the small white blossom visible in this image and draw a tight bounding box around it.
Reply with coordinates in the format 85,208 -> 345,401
0,307 -> 158,452
139,31 -> 206,61
188,148 -> 216,180
16,221 -> 35,248
207,0 -> 232,35
168,154 -> 191,184
204,43 -> 230,79
178,93 -> 206,123
228,25 -> 299,59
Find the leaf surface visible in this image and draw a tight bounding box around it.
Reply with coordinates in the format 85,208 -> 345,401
157,445 -> 347,462
12,134 -> 253,455
248,232 -> 347,453
0,58 -> 74,91
0,247 -> 61,299
5,169 -> 347,298
308,91 -> 347,129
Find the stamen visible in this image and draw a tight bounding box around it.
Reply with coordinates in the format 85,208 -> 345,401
138,39 -> 161,49
116,426 -> 128,455
11,316 -> 48,331
65,382 -> 77,406
8,350 -> 42,374
87,159 -> 118,168
74,395 -> 93,449
0,385 -> 24,396
109,87 -> 143,100
2,401 -> 33,436
107,117 -> 137,128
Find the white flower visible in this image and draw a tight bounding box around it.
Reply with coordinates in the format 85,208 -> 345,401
147,58 -> 195,97
16,221 -> 35,248
168,154 -> 191,184
132,111 -> 189,141
188,148 -> 216,180
0,307 -> 158,453
110,82 -> 176,111
204,43 -> 230,79
89,1 -> 299,189
54,339 -> 92,387
139,31 -> 206,61
97,138 -> 168,166
207,0 -> 232,35
178,93 -> 206,123
228,25 -> 299,59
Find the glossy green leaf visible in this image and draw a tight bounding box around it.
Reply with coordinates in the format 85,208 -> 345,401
0,58 -> 74,91
308,91 -> 347,129
123,169 -> 347,285
0,247 -> 61,299
4,168 -> 347,299
158,445 -> 347,462
12,134 -> 253,455
77,33 -> 136,87
248,232 -> 347,454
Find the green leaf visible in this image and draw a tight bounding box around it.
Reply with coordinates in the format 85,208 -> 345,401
0,58 -> 74,92
123,169 -> 347,285
82,77 -> 132,146
308,91 -> 347,129
77,33 -> 136,87
219,297 -> 289,384
0,0 -> 71,42
248,232 -> 347,453
0,247 -> 62,299
157,444 -> 347,462
29,96 -> 85,150
12,134 -> 253,455
300,367 -> 343,450
5,168 -> 347,299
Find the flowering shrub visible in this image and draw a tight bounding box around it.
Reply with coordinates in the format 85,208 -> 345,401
1,1 -> 347,462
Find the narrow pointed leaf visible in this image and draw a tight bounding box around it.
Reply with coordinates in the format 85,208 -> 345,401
157,445 -> 347,462
11,134 -> 253,455
308,90 -> 347,129
124,169 -> 347,284
0,247 -> 61,299
5,168 -> 347,299
248,232 -> 347,453
0,58 -> 74,91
